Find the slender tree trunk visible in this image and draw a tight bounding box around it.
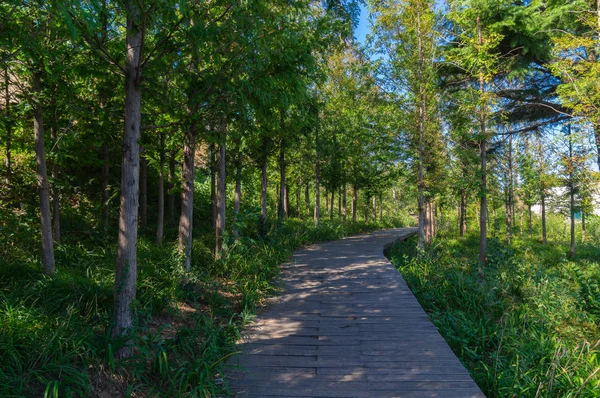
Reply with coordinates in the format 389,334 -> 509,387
50,125 -> 60,244
541,193 -> 547,244
156,133 -> 165,245
372,195 -> 377,221
113,2 -> 142,356
4,65 -> 11,185
314,129 -> 321,225
330,189 -> 334,220
527,204 -> 532,235
342,184 -> 347,221
507,133 -> 513,243
477,15 -> 487,277
352,185 -> 357,222
569,124 -> 575,259
233,146 -> 242,240
278,137 -> 286,221
325,187 -> 329,218
582,210 -> 586,243
33,72 -> 55,274
101,142 -> 110,229
210,143 -> 216,231
178,123 -> 196,272
460,188 -> 467,237
296,179 -> 302,218
215,126 -> 226,260
379,194 -> 383,222
305,182 -> 311,218
167,155 -> 176,224
416,7 -> 427,249
260,152 -> 268,238
139,150 -> 147,228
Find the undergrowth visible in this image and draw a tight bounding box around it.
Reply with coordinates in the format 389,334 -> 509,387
387,215 -> 600,397
0,204 -> 410,397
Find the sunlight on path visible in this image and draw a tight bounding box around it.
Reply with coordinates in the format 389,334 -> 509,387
224,228 -> 485,398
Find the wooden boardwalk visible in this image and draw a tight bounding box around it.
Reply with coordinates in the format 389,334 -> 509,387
224,228 -> 485,398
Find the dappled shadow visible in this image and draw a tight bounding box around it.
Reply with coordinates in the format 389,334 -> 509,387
223,228 -> 485,397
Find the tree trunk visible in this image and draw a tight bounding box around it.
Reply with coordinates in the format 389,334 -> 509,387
352,185 -> 357,222
296,179 -> 302,218
569,124 -> 575,259
325,187 -> 329,218
210,143 -> 216,231
477,15 -> 487,277
278,137 -> 286,221
507,133 -> 513,243
582,210 -> 586,243
305,182 -> 310,217
460,188 -> 467,237
342,184 -> 347,221
139,150 -> 147,228
260,152 -> 268,238
4,65 -> 11,185
167,155 -> 176,224
233,146 -> 242,240
380,194 -> 383,222
330,189 -> 334,220
112,2 -> 142,357
215,129 -> 226,260
156,133 -> 165,245
101,142 -> 110,229
527,204 -> 532,235
314,128 -> 321,225
178,123 -> 196,272
372,195 -> 377,221
33,72 -> 55,274
50,125 -> 60,244
541,193 -> 547,244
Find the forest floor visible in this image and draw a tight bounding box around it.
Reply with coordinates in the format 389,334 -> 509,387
0,209 -> 411,397
387,215 -> 600,398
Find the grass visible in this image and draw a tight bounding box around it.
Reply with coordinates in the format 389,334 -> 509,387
387,214 -> 600,397
0,203 -> 411,397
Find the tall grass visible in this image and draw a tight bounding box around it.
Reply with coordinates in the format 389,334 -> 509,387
0,204 -> 410,397
387,214 -> 600,397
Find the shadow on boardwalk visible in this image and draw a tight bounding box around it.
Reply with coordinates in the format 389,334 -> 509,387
224,228 -> 485,398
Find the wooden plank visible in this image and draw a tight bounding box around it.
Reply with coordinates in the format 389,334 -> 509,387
224,228 -> 485,397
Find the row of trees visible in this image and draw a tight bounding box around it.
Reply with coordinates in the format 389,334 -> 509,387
371,0 -> 600,271
1,1 -> 406,358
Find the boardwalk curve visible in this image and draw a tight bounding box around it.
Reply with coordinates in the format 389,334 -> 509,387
225,228 -> 485,398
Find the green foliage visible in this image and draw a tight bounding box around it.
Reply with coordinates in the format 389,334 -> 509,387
388,214 -> 600,397
0,205 -> 408,396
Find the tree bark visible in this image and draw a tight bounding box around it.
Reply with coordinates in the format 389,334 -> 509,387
314,130 -> 321,225
50,125 -> 60,244
460,188 -> 467,237
210,143 -> 216,231
342,184 -> 347,221
541,193 -> 547,244
178,123 -> 196,272
582,209 -> 586,243
101,142 -> 110,229
330,189 -> 334,220
379,194 -> 383,222
233,145 -> 242,240
113,1 -> 142,356
296,179 -> 302,218
156,133 -> 165,245
278,137 -> 287,221
372,195 -> 377,222
305,182 -> 311,218
260,149 -> 268,238
477,15 -> 487,276
527,204 -> 532,235
4,65 -> 11,185
139,149 -> 148,228
167,155 -> 176,224
215,124 -> 226,260
352,185 -> 357,222
569,124 -> 575,259
325,187 -> 329,218
33,71 -> 55,274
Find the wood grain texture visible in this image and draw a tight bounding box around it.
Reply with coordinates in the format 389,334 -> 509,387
224,228 -> 485,398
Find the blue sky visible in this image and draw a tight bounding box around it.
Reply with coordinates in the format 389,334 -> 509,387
355,3 -> 370,45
